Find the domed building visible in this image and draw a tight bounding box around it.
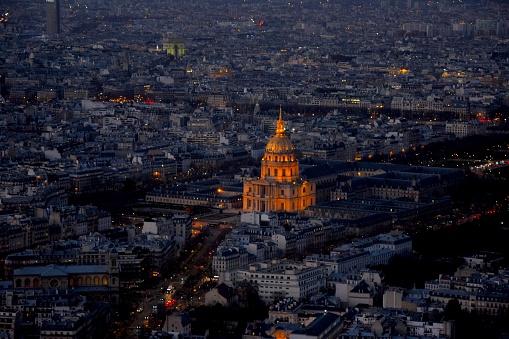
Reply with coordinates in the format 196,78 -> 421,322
243,109 -> 316,212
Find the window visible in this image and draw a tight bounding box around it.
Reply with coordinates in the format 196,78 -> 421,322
49,279 -> 59,289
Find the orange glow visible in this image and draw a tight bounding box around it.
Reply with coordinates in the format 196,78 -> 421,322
244,111 -> 315,213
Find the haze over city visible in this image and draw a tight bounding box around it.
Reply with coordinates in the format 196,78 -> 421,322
0,0 -> 509,338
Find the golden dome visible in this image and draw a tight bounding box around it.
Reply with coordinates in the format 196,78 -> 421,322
265,107 -> 295,154
266,135 -> 295,154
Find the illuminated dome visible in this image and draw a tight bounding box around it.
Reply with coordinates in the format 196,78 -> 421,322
243,106 -> 316,213
265,135 -> 295,154
265,109 -> 295,154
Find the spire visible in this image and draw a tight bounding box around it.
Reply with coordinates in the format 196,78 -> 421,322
275,105 -> 285,136
253,99 -> 260,115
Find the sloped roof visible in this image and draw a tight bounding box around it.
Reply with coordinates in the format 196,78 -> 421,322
14,264 -> 109,277
292,312 -> 341,336
14,264 -> 67,277
216,283 -> 237,300
351,280 -> 372,294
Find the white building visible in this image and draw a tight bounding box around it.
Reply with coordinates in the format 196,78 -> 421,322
224,260 -> 326,304
171,214 -> 192,246
328,270 -> 384,307
212,246 -> 251,279
371,232 -> 413,255
142,217 -> 174,239
445,120 -> 486,138
163,312 -> 191,336
327,231 -> 412,272
306,250 -> 372,275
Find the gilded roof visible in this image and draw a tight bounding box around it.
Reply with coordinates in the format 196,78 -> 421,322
265,108 -> 295,154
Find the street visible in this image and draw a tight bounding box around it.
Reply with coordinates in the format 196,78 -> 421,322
116,213 -> 237,338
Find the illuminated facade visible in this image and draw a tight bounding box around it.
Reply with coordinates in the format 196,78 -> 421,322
243,109 -> 315,212
163,38 -> 185,58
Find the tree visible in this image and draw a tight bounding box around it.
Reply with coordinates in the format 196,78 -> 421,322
444,298 -> 461,320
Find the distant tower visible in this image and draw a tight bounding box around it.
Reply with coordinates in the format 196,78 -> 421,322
122,51 -> 130,72
251,96 -> 261,124
46,0 -> 60,35
253,99 -> 260,117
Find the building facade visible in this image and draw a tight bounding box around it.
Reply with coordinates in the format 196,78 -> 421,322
46,0 -> 60,35
243,110 -> 316,212
225,260 -> 326,304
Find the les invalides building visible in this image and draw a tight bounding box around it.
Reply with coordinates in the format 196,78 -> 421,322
243,109 -> 316,212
